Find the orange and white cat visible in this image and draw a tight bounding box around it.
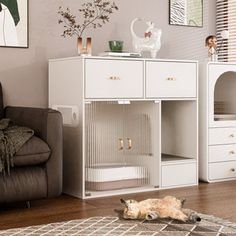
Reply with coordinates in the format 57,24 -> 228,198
121,196 -> 201,222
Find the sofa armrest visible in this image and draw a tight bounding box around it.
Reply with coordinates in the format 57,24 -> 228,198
5,106 -> 63,197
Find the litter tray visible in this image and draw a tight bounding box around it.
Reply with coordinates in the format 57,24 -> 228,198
214,114 -> 236,121
85,163 -> 148,191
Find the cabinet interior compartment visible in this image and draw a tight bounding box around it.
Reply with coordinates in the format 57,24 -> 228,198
161,101 -> 197,163
214,71 -> 236,121
85,101 -> 160,194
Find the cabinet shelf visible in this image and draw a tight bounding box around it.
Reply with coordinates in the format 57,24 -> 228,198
213,71 -> 236,123
161,154 -> 196,165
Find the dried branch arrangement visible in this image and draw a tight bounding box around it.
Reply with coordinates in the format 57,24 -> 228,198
58,0 -> 118,38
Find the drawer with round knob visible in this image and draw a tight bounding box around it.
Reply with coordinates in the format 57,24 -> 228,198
209,127 -> 236,145
209,144 -> 236,163
209,161 -> 236,180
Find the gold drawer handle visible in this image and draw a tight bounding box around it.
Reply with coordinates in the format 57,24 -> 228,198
166,77 -> 176,81
229,134 -> 235,138
118,138 -> 124,150
127,138 -> 132,150
109,76 -> 121,80
229,151 -> 235,155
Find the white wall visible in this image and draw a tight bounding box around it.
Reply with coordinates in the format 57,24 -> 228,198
0,0 -> 216,107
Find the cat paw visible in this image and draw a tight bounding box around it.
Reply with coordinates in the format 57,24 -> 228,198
146,212 -> 159,221
188,213 -> 201,223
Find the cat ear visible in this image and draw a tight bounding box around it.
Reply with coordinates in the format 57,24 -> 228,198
120,198 -> 129,207
180,198 -> 186,206
120,198 -> 128,207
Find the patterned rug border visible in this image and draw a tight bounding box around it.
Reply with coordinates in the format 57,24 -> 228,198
199,213 -> 236,229
1,213 -> 236,235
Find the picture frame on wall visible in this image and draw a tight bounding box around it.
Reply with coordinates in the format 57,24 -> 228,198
169,0 -> 203,27
0,0 -> 29,48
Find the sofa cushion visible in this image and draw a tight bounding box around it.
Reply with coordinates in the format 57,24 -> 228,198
0,166 -> 47,203
13,136 -> 51,167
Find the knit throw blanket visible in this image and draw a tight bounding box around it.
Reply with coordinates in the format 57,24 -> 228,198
0,119 -> 34,175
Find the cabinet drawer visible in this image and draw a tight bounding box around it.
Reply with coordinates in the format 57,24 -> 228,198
85,59 -> 143,99
161,163 -> 196,187
209,128 -> 236,145
209,144 -> 236,163
209,161 -> 236,180
146,61 -> 197,98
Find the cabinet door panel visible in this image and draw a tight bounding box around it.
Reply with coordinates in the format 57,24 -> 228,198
162,163 -> 196,187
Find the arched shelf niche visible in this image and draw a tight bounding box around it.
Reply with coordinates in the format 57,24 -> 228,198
214,71 -> 236,121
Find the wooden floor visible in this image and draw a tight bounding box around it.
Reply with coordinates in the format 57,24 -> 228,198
1,181 -> 236,230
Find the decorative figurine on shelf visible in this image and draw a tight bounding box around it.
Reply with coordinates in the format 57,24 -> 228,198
205,30 -> 230,62
205,35 -> 218,61
120,196 -> 201,223
131,18 -> 162,58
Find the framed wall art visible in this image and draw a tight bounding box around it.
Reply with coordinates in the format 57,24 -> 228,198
169,0 -> 203,27
0,0 -> 28,48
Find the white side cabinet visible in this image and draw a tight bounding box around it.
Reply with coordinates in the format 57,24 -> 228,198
49,56 -> 198,199
200,62 -> 236,182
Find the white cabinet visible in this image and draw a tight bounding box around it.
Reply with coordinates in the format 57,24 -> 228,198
200,62 -> 236,182
146,61 -> 197,98
49,56 -> 198,199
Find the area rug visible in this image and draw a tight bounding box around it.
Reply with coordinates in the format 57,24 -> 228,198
1,213 -> 236,236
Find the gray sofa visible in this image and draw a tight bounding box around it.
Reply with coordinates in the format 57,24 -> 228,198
0,84 -> 63,203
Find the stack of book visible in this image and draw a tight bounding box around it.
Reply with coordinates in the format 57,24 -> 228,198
99,52 -> 142,58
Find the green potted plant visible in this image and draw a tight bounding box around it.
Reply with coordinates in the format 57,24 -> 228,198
58,0 -> 118,55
